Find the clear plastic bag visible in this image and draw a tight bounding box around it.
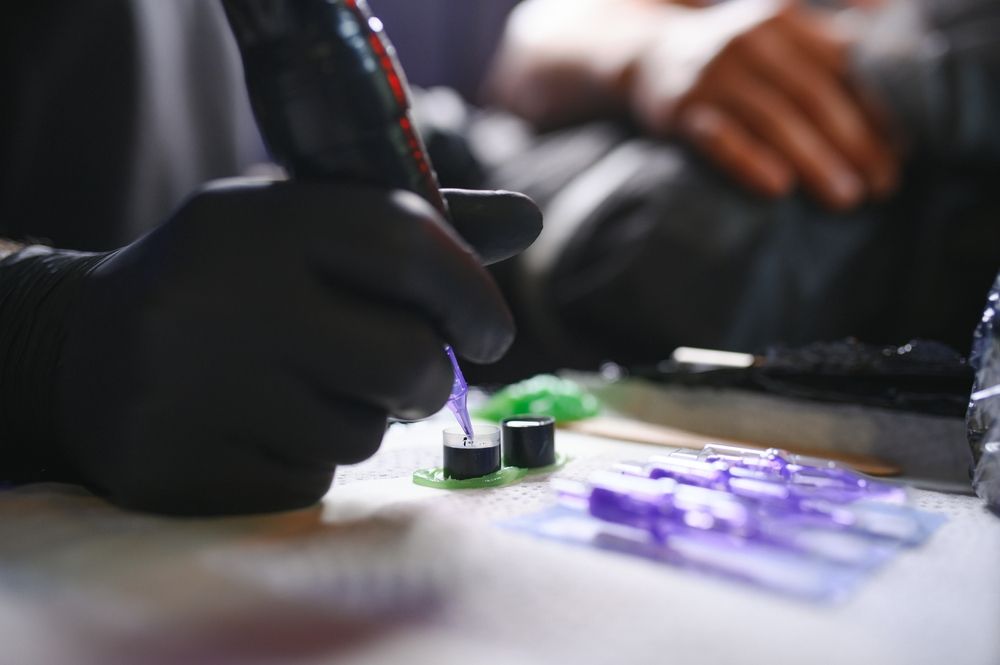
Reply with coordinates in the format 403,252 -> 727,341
966,273 -> 1000,511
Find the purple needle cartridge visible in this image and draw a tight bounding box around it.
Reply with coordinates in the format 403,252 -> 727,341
445,345 -> 474,438
555,469 -> 928,557
616,452 -> 907,505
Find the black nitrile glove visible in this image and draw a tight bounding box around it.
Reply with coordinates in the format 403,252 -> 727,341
0,181 -> 541,515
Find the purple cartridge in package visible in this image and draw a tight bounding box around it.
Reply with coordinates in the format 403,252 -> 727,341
506,444 -> 944,601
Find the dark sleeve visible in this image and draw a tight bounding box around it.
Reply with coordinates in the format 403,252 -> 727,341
854,0 -> 1000,164
0,1 -> 265,251
0,2 -> 140,250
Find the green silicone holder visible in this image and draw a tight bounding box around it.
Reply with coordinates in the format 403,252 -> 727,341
412,453 -> 570,490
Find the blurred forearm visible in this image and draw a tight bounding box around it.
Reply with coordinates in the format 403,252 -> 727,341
486,0 -> 694,128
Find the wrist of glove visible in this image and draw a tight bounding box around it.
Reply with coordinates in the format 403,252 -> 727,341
0,247 -> 110,481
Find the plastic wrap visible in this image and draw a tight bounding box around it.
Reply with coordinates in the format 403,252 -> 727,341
966,274 -> 1000,511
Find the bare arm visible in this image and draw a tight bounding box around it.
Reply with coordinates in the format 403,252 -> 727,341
487,0 -> 689,129
487,0 -> 898,210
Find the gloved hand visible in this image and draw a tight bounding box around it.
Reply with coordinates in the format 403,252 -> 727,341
0,180 -> 541,515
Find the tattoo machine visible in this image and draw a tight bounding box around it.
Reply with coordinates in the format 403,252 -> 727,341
220,0 -> 473,436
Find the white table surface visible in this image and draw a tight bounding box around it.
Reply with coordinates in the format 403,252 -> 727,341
0,414 -> 997,665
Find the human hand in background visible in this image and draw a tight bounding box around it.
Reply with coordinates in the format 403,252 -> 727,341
46,182 -> 539,515
628,0 -> 898,209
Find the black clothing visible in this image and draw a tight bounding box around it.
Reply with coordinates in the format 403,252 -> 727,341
1,1 -> 264,250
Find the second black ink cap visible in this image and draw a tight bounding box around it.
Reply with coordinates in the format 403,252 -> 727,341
501,415 -> 556,468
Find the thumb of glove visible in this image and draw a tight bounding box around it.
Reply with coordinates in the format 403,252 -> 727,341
442,189 -> 541,266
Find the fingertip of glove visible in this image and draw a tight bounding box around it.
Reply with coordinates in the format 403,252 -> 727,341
445,189 -> 542,226
458,317 -> 516,365
443,189 -> 543,265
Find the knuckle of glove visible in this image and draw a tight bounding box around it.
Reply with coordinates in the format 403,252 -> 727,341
385,334 -> 454,420
442,189 -> 543,266
452,295 -> 516,364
